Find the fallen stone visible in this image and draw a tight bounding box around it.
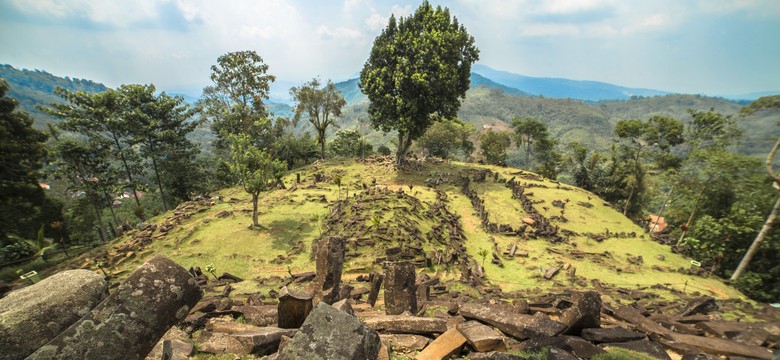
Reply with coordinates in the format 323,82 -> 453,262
559,291 -> 601,335
383,261 -> 417,315
27,255 -> 202,360
362,315 -> 448,335
234,305 -> 278,327
521,335 -> 606,359
332,298 -> 354,316
678,296 -> 719,317
277,286 -> 313,328
459,303 -> 566,340
379,334 -> 431,351
613,305 -> 673,337
416,327 -> 468,360
0,269 -> 108,360
581,326 -> 647,343
669,333 -> 774,359
144,326 -> 193,360
206,319 -> 265,334
218,272 -> 244,283
457,320 -> 506,352
277,302 -> 380,360
230,327 -> 298,355
600,339 -> 671,360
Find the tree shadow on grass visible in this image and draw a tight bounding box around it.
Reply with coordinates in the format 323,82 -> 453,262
266,218 -> 316,251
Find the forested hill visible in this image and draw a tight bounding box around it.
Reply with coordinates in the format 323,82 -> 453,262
0,64 -> 109,127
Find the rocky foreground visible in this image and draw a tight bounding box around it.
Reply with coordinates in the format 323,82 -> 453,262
2,243 -> 779,360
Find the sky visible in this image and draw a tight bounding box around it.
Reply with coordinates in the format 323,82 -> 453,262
1,0 -> 779,100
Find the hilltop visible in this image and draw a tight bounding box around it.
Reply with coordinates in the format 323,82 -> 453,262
43,157 -> 758,311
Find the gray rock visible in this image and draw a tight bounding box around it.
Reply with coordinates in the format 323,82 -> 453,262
277,302 -> 380,360
383,261 -> 416,315
27,254 -> 202,360
144,326 -> 193,360
460,303 -> 566,340
581,326 -> 647,343
277,286 -> 312,329
314,237 -> 345,304
198,327 -> 297,355
362,315 -> 448,335
559,291 -> 601,335
457,320 -> 506,352
0,269 -> 107,360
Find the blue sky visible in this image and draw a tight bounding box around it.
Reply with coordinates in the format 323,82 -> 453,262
1,0 -> 779,99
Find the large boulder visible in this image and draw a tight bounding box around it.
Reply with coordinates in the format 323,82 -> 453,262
27,254 -> 202,360
0,269 -> 107,360
277,302 -> 380,360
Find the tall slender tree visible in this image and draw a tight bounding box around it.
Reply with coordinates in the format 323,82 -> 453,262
120,84 -> 198,211
290,77 -> 346,159
227,134 -> 285,228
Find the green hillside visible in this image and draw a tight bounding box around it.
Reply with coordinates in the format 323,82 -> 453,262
0,64 -> 109,128
46,158 -> 747,304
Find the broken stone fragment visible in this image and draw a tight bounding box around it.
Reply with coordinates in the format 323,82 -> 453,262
0,269 -> 108,360
27,254 -> 202,360
457,320 -> 506,352
459,302 -> 566,340
379,334 -> 431,351
277,302 -> 380,360
277,286 -> 313,328
559,291 -> 602,335
580,326 -> 647,343
416,327 -> 468,360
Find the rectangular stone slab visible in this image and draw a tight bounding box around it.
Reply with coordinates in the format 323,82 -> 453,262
670,333 -> 774,359
416,327 -> 467,360
362,315 -> 447,335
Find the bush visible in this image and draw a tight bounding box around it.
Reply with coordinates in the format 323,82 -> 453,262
0,241 -> 35,264
377,145 -> 392,156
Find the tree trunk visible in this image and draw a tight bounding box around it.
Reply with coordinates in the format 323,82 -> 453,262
395,132 -> 406,167
251,193 -> 259,227
623,185 -> 636,216
731,136 -> 780,280
677,185 -> 707,245
89,192 -> 107,242
319,129 -> 327,159
150,156 -> 168,212
113,134 -> 142,207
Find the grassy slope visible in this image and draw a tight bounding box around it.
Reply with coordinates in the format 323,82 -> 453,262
46,158 -> 745,302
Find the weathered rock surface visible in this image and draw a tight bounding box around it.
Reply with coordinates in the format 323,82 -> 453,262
0,269 -> 107,360
277,286 -> 312,328
314,236 -> 345,304
277,302 -> 380,360
379,334 -> 431,351
144,326 -> 193,360
581,326 -> 647,343
669,333 -> 774,359
459,303 -> 566,340
383,261 -> 417,315
332,298 -> 354,316
198,327 -> 297,355
467,351 -> 527,359
416,327 -> 467,360
457,320 -> 506,352
26,254 -> 202,360
362,315 -> 448,335
233,305 -> 277,327
559,291 -> 601,335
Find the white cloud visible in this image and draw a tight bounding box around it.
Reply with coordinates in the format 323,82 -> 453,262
317,25 -> 364,41
238,26 -> 276,39
390,4 -> 412,17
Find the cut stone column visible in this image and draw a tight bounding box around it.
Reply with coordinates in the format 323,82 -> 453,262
27,254 -> 202,360
383,261 -> 417,315
0,269 -> 107,360
277,286 -> 313,328
367,273 -> 384,307
314,236 -> 345,304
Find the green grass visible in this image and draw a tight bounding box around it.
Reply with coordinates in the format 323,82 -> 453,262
27,157 -> 751,305
593,347 -> 660,360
